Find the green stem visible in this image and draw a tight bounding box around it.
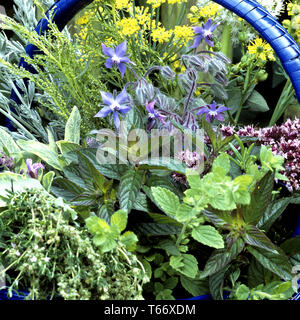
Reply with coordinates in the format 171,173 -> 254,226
176,221 -> 189,247
234,62 -> 253,124
268,79 -> 294,126
221,24 -> 233,61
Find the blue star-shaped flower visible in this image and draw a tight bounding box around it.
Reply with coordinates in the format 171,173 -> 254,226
101,40 -> 134,78
95,89 -> 131,130
191,19 -> 219,48
197,101 -> 231,122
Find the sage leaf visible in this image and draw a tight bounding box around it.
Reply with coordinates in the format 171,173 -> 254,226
65,106 -> 81,144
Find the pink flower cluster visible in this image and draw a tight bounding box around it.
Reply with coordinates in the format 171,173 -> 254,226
172,150 -> 203,184
220,118 -> 300,192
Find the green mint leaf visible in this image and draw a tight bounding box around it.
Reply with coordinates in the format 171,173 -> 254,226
118,169 -> 144,213
170,254 -> 198,278
151,187 -> 180,218
110,209 -> 128,232
192,225 -> 224,249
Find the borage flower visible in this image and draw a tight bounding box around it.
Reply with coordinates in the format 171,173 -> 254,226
101,40 -> 134,78
145,99 -> 166,131
191,18 -> 219,48
197,101 -> 230,122
95,89 -> 131,130
26,159 -> 44,179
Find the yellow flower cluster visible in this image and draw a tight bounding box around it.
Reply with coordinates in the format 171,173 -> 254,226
151,25 -> 193,45
247,38 -> 276,62
116,17 -> 140,36
129,6 -> 152,26
283,2 -> 300,44
187,4 -> 221,25
116,0 -> 132,10
173,25 -> 194,45
145,0 -> 186,9
76,13 -> 90,25
168,0 -> 187,4
152,27 -> 172,44
146,0 -> 166,9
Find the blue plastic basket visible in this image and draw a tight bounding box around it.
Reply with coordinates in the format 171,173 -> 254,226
2,0 -> 300,301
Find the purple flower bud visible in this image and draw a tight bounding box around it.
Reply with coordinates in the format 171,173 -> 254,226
160,66 -> 175,80
188,55 -> 208,72
26,159 -> 44,179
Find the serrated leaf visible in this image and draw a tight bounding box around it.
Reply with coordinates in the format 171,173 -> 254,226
209,266 -> 230,300
235,284 -> 251,300
85,216 -> 110,234
78,148 -> 129,180
110,210 -> 128,232
148,213 -> 182,227
202,209 -> 233,228
65,106 -> 81,144
146,175 -> 182,198
120,231 -> 138,251
77,150 -> 106,190
243,171 -> 274,225
51,176 -> 85,201
244,225 -> 280,254
151,187 -> 180,218
118,169 -> 144,213
247,246 -> 293,281
132,192 -> 150,212
133,222 -> 181,235
176,203 -> 198,222
170,254 -> 198,278
139,157 -> 187,174
212,153 -> 230,174
186,169 -> 201,189
200,238 -> 244,279
248,256 -> 271,288
98,200 -> 115,224
192,225 -> 224,249
154,239 -> 181,256
180,275 -> 209,297
257,198 -> 290,232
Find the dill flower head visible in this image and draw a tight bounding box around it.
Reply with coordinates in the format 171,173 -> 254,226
116,17 -> 140,36
151,26 -> 172,44
247,37 -> 276,62
146,0 -> 166,9
173,25 -> 194,45
116,0 -> 132,10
